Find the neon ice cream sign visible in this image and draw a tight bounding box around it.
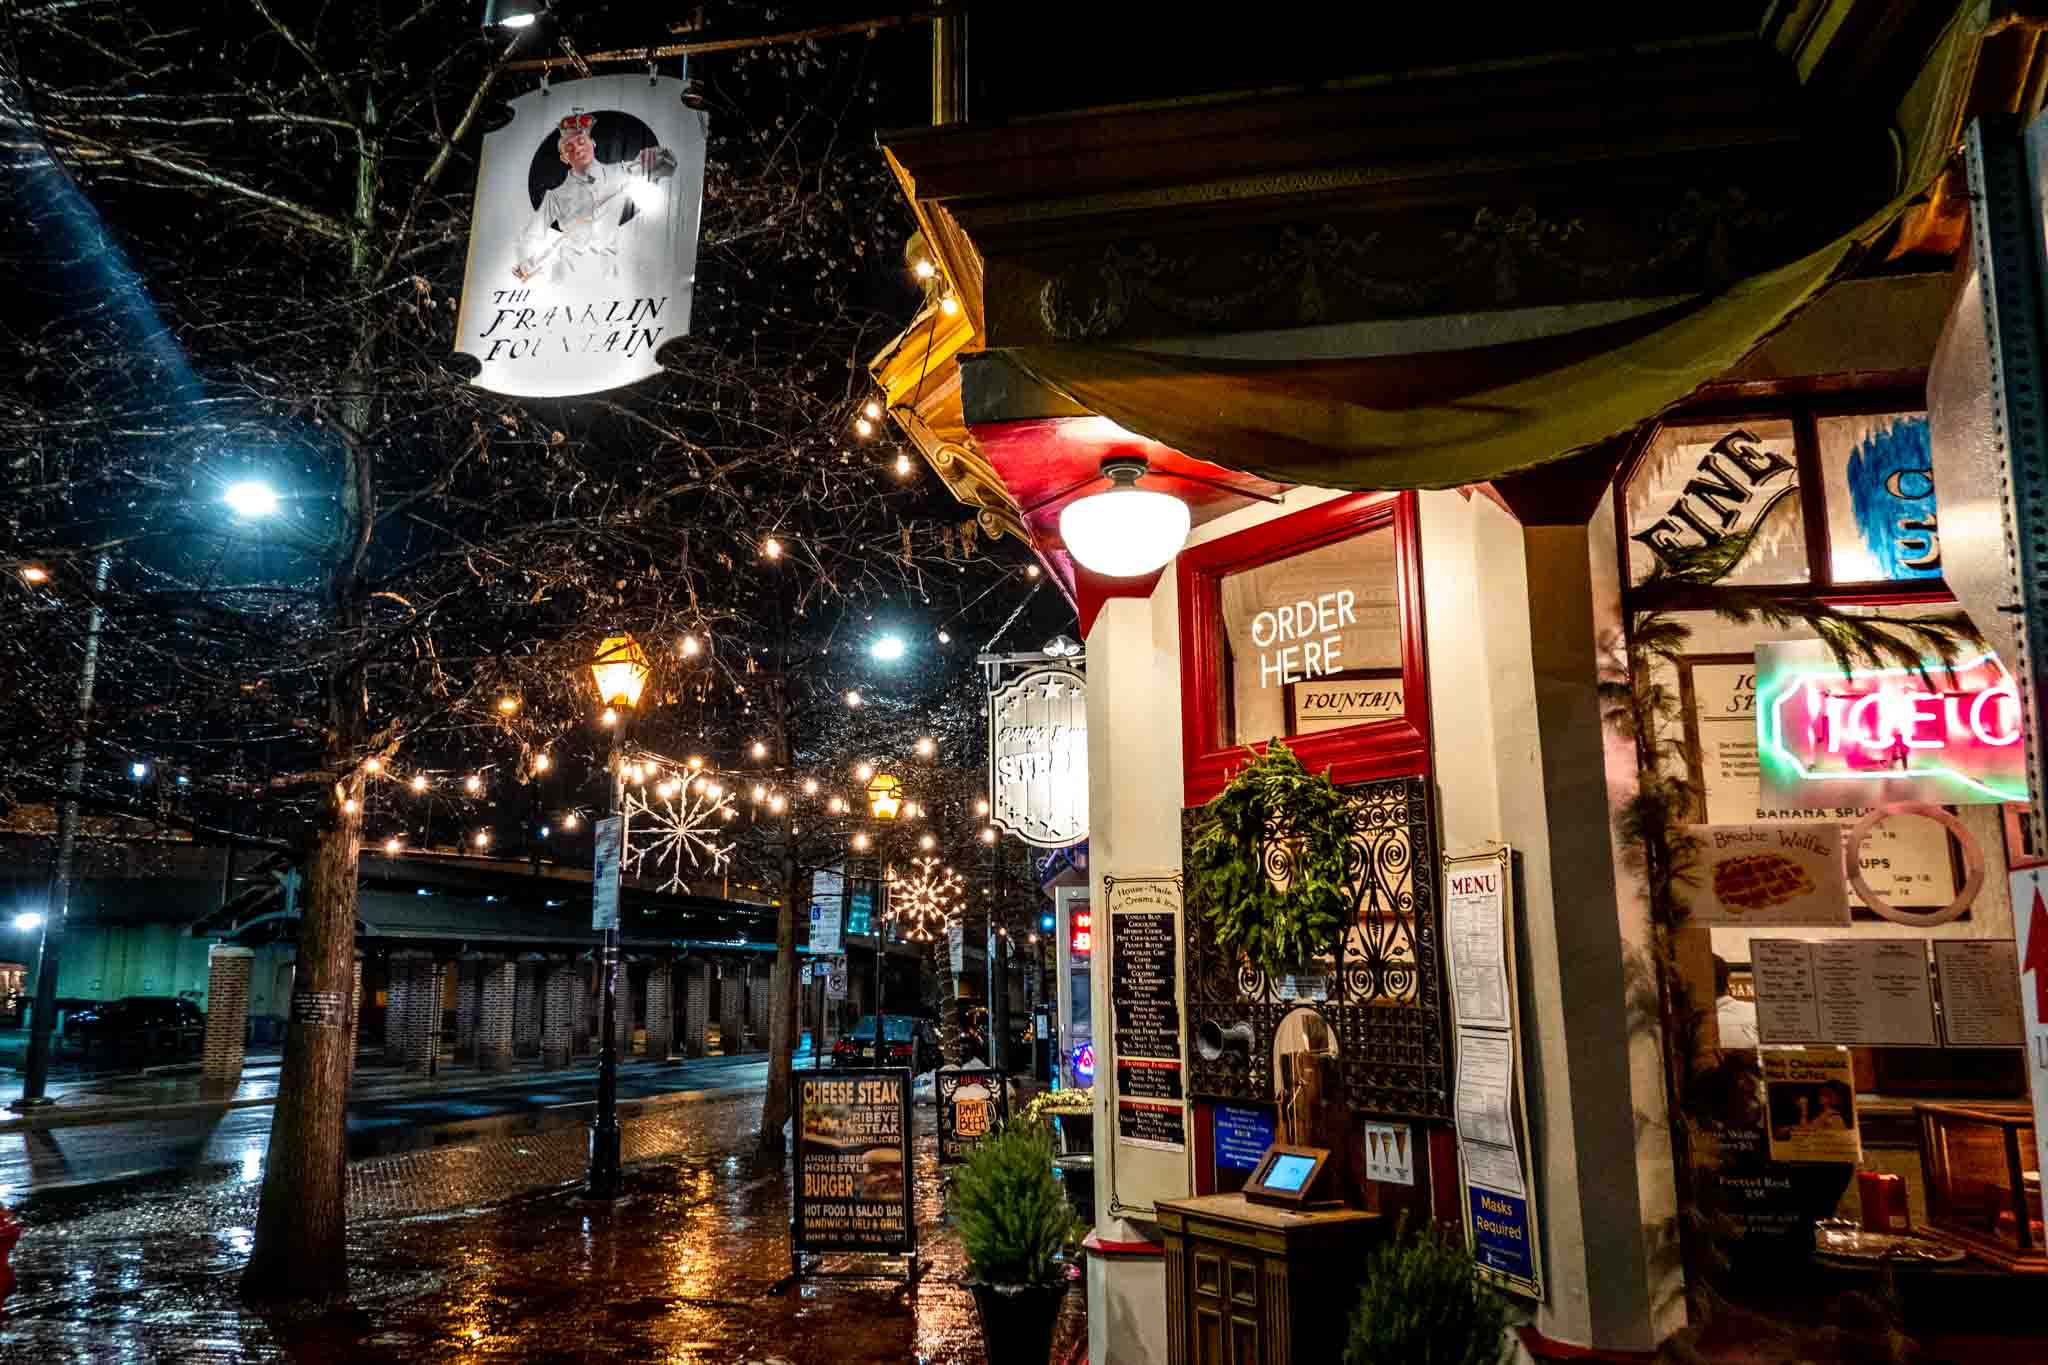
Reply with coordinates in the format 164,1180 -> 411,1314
1756,642 -> 2027,807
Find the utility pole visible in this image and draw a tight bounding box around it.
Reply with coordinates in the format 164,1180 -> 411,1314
16,551 -> 112,1111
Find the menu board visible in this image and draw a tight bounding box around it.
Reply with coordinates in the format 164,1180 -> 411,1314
935,1066 -> 1008,1166
1445,845 -> 1542,1300
791,1069 -> 914,1255
1104,873 -> 1190,1217
1116,1100 -> 1188,1151
1752,939 -> 1939,1047
1444,856 -> 1512,1029
1683,658 -> 1960,913
1110,906 -> 1182,1060
1933,940 -> 2024,1047
1115,1058 -> 1184,1100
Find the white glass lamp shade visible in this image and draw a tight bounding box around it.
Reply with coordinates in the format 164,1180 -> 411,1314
1059,471 -> 1190,578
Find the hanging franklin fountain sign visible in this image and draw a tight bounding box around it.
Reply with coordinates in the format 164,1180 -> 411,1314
988,666 -> 1087,849
455,75 -> 707,398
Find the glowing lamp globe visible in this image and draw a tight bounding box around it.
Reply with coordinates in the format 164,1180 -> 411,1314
1059,458 -> 1189,578
590,634 -> 652,709
866,773 -> 903,822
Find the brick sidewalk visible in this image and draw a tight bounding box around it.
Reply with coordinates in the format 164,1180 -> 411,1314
347,1088 -> 743,1218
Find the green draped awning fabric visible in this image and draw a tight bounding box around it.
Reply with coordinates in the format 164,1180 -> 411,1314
1002,199 -> 1910,492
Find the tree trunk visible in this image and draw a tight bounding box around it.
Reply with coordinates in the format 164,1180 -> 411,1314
243,794 -> 361,1298
758,822 -> 801,1160
246,88 -> 381,1297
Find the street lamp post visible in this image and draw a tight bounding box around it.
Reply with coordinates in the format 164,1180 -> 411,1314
865,772 -> 902,1065
587,633 -> 650,1199
17,485 -> 280,1111
15,552 -> 112,1110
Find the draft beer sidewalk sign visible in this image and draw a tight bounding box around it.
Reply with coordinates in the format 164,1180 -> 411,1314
787,1068 -> 917,1286
936,1065 -> 1008,1166
456,74 -> 708,398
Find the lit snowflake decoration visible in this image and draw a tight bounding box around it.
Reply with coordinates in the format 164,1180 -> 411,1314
622,773 -> 735,893
892,854 -> 964,941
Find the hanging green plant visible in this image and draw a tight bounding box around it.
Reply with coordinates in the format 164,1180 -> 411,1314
1187,739 -> 1352,981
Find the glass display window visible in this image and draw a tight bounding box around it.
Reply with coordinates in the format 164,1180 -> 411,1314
1616,394 -> 1951,602
1816,411 -> 1941,585
1219,526 -> 1403,747
1177,492 -> 1427,806
1623,418 -> 1807,588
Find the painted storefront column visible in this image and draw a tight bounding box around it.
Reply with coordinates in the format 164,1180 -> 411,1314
1421,490 -> 1678,1351
1084,591 -> 1185,1365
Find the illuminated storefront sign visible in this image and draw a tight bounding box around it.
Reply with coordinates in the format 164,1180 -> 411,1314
1070,908 -> 1093,956
1250,591 -> 1359,687
1757,641 -> 2027,808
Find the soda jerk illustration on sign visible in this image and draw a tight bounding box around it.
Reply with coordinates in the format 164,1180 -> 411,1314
456,75 -> 707,398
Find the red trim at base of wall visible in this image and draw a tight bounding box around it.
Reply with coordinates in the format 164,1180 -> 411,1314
1080,1231 -> 1165,1258
1516,1326 -> 1658,1363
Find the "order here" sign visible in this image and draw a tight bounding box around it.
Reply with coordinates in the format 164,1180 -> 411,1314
1251,591 -> 1359,688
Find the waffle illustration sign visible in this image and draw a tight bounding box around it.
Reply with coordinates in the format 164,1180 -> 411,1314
1680,823 -> 1851,927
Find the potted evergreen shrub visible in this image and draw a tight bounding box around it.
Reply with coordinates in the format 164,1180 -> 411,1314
1345,1217 -> 1509,1365
951,1117 -> 1080,1365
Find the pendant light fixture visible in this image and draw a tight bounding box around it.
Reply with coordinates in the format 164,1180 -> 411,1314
1058,458 -> 1192,579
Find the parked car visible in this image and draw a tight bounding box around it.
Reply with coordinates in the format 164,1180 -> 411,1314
831,1014 -> 940,1072
61,996 -> 206,1061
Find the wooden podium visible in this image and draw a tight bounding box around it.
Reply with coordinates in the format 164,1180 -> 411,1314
1156,1194 -> 1383,1365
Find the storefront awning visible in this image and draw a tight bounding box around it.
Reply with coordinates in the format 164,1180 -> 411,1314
996,214 -> 1885,492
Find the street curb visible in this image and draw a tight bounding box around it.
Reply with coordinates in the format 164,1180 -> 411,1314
348,1081 -> 761,1158
0,1056 -> 770,1135
6,1083 -> 764,1210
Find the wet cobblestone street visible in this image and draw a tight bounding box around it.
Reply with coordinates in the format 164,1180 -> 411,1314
0,1094 -> 1087,1363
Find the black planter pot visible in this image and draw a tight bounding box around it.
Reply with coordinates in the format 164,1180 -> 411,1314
967,1278 -> 1065,1365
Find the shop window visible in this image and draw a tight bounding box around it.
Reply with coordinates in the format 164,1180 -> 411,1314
1816,411 -> 1940,584
1178,493 -> 1427,807
1623,418 -> 1807,587
1618,396 -> 1949,598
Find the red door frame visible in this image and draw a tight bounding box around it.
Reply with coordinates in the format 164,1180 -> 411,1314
1176,491 -> 1430,807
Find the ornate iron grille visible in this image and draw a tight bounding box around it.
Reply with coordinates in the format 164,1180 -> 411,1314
1182,773 -> 1449,1121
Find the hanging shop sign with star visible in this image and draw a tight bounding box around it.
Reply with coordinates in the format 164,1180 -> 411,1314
455,74 -> 708,398
988,666 -> 1087,848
